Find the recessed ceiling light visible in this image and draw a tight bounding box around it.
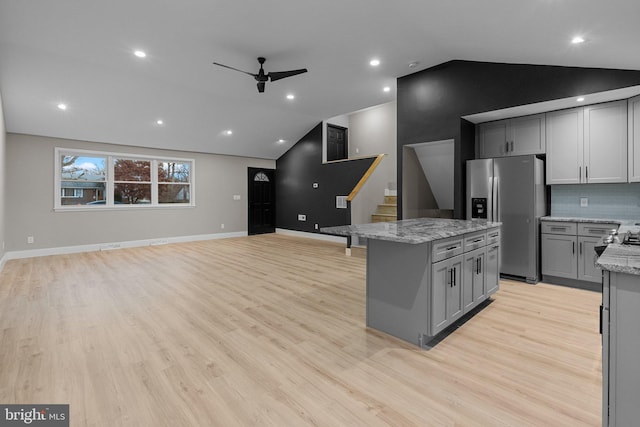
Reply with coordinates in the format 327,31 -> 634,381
571,36 -> 585,44
224,129 -> 233,136
369,58 -> 381,67
156,119 -> 164,125
408,61 -> 420,68
286,94 -> 295,100
277,139 -> 286,144
134,50 -> 147,58
576,97 -> 585,102
57,103 -> 67,110
383,86 -> 391,93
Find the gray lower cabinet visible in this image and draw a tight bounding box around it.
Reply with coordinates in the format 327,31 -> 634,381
541,233 -> 578,279
577,236 -> 602,282
431,255 -> 463,336
542,220 -> 618,284
602,270 -> 640,426
485,243 -> 500,296
463,247 -> 486,312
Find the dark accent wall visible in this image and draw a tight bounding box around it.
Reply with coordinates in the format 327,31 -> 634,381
397,60 -> 640,219
276,123 -> 375,232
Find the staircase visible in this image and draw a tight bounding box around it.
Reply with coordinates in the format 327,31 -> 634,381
371,195 -> 397,223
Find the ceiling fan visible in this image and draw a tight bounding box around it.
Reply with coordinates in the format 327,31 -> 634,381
213,57 -> 308,93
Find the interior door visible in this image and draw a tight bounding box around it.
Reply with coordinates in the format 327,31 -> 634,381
248,168 -> 275,235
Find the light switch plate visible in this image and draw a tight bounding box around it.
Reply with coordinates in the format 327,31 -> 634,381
580,197 -> 588,207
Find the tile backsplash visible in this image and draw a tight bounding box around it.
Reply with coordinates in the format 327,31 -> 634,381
551,183 -> 640,219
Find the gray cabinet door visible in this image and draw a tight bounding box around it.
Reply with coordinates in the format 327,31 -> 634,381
628,95 -> 640,183
584,100 -> 628,184
546,107 -> 584,184
485,244 -> 499,296
510,114 -> 546,156
541,233 -> 578,279
577,236 -> 603,283
478,121 -> 507,158
431,255 -> 463,336
463,247 -> 486,313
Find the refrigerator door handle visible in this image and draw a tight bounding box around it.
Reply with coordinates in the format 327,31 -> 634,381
493,176 -> 499,222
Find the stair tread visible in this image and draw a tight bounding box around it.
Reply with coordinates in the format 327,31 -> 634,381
372,213 -> 397,217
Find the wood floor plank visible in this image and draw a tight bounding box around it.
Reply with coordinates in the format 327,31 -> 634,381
0,234 -> 602,426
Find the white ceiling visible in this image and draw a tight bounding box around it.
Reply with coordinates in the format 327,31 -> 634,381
1,0 -> 639,160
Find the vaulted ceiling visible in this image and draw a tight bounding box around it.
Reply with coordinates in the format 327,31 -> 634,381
1,0 -> 639,159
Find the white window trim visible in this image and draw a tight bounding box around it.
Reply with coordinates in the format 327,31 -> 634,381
55,147 -> 195,211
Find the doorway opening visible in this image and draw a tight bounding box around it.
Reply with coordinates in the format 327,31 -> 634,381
326,124 -> 348,161
248,168 -> 276,235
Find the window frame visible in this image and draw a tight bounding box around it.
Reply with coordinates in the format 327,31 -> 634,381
54,147 -> 195,211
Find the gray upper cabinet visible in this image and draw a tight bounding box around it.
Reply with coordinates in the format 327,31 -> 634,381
477,114 -> 546,158
547,100 -> 627,185
584,100 -> 628,183
629,95 -> 640,183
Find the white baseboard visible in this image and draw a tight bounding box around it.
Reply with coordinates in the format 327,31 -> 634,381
275,228 -> 348,244
2,231 -> 248,262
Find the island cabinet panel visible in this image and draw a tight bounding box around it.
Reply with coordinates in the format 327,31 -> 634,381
431,255 -> 463,336
463,247 -> 486,312
365,238 -> 432,346
485,243 -> 500,296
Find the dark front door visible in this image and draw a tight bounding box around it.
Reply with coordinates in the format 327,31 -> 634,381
327,124 -> 348,161
248,168 -> 275,235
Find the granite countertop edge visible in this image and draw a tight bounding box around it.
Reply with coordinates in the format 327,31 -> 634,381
321,218 -> 502,245
597,244 -> 640,276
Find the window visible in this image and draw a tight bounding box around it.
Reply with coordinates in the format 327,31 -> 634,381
55,148 -> 194,210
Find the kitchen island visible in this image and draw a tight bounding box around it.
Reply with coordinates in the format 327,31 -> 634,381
322,218 -> 501,347
597,229 -> 640,427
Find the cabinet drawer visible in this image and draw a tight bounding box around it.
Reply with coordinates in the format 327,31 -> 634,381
541,221 -> 577,235
486,228 -> 501,245
577,223 -> 619,237
464,230 -> 487,252
432,236 -> 464,263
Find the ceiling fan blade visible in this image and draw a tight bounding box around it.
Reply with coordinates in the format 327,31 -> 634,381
257,81 -> 266,93
268,69 -> 308,82
212,62 -> 257,77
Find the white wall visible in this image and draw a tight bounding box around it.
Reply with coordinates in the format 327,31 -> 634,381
347,101 -> 397,225
6,133 -> 274,253
0,93 -> 6,262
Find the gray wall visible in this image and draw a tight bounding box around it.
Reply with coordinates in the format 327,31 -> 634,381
0,93 -> 6,260
6,133 -> 274,252
348,101 -> 397,224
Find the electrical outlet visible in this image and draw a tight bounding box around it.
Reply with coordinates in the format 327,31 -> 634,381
221,223 -> 225,229
313,183 -> 319,189
580,198 -> 588,207
27,236 -> 34,244
314,223 -> 319,230
298,214 -> 306,221
233,195 -> 241,200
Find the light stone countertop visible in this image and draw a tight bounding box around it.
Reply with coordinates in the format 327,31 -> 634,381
541,216 -> 623,225
321,218 -> 501,245
597,244 -> 640,276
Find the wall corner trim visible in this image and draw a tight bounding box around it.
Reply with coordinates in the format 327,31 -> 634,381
276,228 -> 348,244
1,232 -> 248,263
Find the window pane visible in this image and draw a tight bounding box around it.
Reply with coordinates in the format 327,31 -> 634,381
61,155 -> 106,181
60,181 -> 106,205
114,183 -> 151,204
158,162 -> 190,183
114,159 -> 151,181
158,184 -> 190,204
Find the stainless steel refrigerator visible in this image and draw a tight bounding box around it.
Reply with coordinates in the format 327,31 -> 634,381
466,155 -> 546,283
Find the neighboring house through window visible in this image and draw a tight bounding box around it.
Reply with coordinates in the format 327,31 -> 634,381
55,148 -> 194,209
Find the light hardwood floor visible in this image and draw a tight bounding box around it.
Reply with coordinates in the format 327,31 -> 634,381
0,234 -> 602,426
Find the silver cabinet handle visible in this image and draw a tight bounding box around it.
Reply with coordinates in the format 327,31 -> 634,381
446,245 -> 457,251
510,141 -> 514,152
572,242 -> 575,254
580,242 -> 583,255
586,166 -> 589,179
579,166 -> 582,181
